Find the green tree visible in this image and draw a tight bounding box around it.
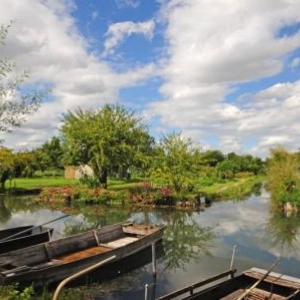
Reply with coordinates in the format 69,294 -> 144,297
267,146 -> 300,207
0,147 -> 14,190
151,132 -> 200,193
60,104 -> 153,188
200,149 -> 225,167
227,152 -> 264,175
36,136 -> 64,170
216,159 -> 239,179
13,150 -> 39,178
0,23 -> 42,137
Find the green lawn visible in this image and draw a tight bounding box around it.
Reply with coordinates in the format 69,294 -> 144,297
4,177 -> 142,190
5,177 -> 78,190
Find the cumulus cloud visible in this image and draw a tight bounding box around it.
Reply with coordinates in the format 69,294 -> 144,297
148,0 -> 300,156
0,0 -> 157,149
103,20 -> 155,57
2,0 -> 300,157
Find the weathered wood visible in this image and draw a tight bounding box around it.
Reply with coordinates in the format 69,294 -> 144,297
244,268 -> 300,289
0,222 -> 165,288
157,267 -> 300,300
156,269 -> 237,300
220,288 -> 286,300
0,226 -> 53,254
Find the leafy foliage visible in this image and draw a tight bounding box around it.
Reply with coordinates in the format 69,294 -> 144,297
60,104 -> 153,187
151,132 -> 200,193
0,147 -> 14,190
267,146 -> 300,207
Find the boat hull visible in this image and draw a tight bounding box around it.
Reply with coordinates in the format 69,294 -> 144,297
156,267 -> 300,300
0,222 -> 165,288
0,226 -> 53,254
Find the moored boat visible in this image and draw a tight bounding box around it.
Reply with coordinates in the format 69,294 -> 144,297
0,225 -> 53,254
156,267 -> 300,299
0,222 -> 165,288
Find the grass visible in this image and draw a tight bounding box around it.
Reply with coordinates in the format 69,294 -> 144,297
4,177 -> 143,191
5,177 -> 78,190
198,175 -> 266,199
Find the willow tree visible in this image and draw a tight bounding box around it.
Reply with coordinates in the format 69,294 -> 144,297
60,104 -> 154,188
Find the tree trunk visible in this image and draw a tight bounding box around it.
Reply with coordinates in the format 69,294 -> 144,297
100,167 -> 108,189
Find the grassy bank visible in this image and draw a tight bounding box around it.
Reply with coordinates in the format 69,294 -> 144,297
198,175 -> 266,199
4,175 -> 266,206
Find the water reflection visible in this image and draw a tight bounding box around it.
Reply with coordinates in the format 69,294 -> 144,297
0,198 -> 11,223
62,204 -> 132,236
158,210 -> 215,271
1,188 -> 300,299
265,212 -> 300,256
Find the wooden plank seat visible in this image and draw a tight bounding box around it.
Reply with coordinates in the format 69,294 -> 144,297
220,287 -> 287,300
105,237 -> 138,249
244,269 -> 300,290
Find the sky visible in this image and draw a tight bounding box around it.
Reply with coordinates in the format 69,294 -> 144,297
0,0 -> 300,157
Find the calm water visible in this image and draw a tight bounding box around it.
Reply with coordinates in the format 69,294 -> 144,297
1,187 -> 300,299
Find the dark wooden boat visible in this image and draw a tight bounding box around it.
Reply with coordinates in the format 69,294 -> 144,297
157,267 -> 300,299
0,222 -> 165,288
0,226 -> 53,254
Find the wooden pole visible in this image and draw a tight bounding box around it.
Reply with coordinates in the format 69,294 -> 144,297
53,255 -> 116,300
229,245 -> 236,278
152,243 -> 156,277
145,283 -> 149,300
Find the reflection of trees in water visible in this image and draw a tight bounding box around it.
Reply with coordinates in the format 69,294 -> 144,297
62,205 -> 132,236
2,196 -> 42,212
0,198 -> 11,224
0,196 -> 46,225
157,210 -> 215,271
265,212 -> 300,255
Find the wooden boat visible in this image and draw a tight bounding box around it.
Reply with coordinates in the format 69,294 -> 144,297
0,222 -> 165,288
0,226 -> 53,254
156,267 -> 300,299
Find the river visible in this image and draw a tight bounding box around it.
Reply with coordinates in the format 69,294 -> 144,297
1,186 -> 300,299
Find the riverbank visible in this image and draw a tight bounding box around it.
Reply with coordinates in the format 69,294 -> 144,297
4,175 -> 266,207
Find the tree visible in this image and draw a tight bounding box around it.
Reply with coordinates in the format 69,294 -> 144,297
216,159 -> 239,179
267,146 -> 300,207
0,23 -> 42,137
60,104 -> 153,188
151,132 -> 199,193
200,149 -> 225,167
0,147 -> 14,190
13,150 -> 39,178
37,136 -> 64,170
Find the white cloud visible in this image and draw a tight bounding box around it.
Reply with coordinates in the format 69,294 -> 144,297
148,0 -> 300,156
103,20 -> 155,57
0,0 -> 157,149
2,0 -> 300,157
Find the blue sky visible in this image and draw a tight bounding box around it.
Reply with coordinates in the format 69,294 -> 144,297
1,0 -> 300,157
